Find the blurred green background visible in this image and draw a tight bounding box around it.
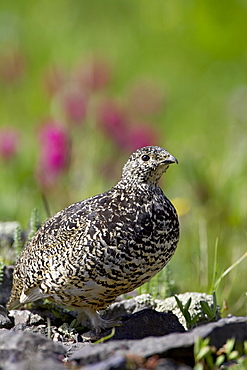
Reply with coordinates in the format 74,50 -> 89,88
0,0 -> 246,315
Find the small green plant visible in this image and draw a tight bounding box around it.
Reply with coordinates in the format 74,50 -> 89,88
175,292 -> 219,329
194,337 -> 215,370
58,321 -> 77,337
27,208 -> 41,241
174,295 -> 200,328
215,338 -> 239,366
0,261 -> 4,285
200,291 -> 218,321
13,225 -> 23,257
47,317 -> 51,339
162,264 -> 175,298
58,318 -> 84,337
209,239 -> 247,294
138,264 -> 175,299
12,209 -> 41,260
194,337 -> 247,369
93,328 -> 115,344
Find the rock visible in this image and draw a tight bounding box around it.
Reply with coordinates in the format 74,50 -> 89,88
152,358 -> 193,369
0,305 -> 12,328
101,292 -> 221,330
29,302 -> 78,326
0,329 -> 65,370
0,265 -> 14,306
156,292 -> 221,329
0,264 -> 244,370
69,316 -> 247,368
80,354 -> 127,370
108,309 -> 185,340
78,354 -> 193,370
0,221 -> 21,246
101,294 -> 157,320
9,309 -> 44,326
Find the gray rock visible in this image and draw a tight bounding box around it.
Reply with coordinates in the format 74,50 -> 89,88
0,356 -> 66,370
156,292 -> 221,329
0,265 -> 14,306
70,341 -> 130,366
102,292 -> 220,330
129,316 -> 247,358
80,355 -> 127,370
101,294 -> 157,320
9,309 -> 45,326
74,355 -> 193,370
0,305 -> 12,328
154,358 -> 193,369
70,316 -> 247,367
0,221 -> 20,245
0,329 -> 65,370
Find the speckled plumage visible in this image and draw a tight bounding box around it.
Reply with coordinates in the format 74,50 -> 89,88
8,146 -> 179,332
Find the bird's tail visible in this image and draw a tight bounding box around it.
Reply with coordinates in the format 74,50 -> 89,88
7,296 -> 21,310
7,264 -> 23,310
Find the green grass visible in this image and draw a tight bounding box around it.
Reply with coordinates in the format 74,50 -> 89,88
0,0 -> 246,316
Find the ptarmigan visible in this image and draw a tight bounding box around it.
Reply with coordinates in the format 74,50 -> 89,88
8,146 -> 179,333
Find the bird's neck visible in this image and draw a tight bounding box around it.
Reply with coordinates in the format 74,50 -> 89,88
114,177 -> 159,192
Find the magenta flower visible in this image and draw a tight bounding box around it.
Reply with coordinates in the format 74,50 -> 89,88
98,99 -> 159,152
36,120 -> 70,187
0,128 -> 20,161
62,89 -> 87,124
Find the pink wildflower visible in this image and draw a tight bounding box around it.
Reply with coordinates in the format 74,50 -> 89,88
37,120 -> 70,188
0,128 -> 20,161
98,100 -> 159,152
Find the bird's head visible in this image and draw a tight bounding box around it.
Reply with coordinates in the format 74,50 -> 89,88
121,146 -> 178,185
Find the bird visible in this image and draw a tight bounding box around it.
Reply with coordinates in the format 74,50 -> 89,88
8,146 -> 179,333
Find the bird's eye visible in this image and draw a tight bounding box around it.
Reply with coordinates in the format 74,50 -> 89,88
141,154 -> 150,161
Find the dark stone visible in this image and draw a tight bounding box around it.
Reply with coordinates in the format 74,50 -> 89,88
101,294 -> 156,321
129,316 -> 247,365
1,356 -> 66,370
154,358 -> 193,369
108,309 -> 185,340
81,355 -> 127,370
0,305 -> 13,328
0,265 -> 14,306
0,329 -> 65,370
70,341 -> 130,366
69,316 -> 247,367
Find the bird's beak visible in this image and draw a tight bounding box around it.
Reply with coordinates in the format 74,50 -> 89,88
161,153 -> 178,165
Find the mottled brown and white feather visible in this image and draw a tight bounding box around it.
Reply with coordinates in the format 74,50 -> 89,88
8,146 -> 179,332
